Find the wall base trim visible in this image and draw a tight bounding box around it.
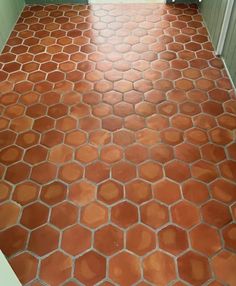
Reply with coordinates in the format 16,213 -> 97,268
221,57 -> 236,92
0,1 -> 25,53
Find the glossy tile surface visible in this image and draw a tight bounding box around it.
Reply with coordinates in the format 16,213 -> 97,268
0,3 -> 236,286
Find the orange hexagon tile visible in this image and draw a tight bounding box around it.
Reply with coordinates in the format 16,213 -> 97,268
158,225 -> 188,255
0,202 -> 20,230
81,202 -> 108,228
0,225 -> 28,256
109,252 -> 141,286
201,200 -> 232,228
75,251 -> 106,285
20,202 -> 49,229
171,201 -> 200,229
94,225 -> 123,255
127,224 -> 156,255
50,202 -> 78,229
40,181 -> 67,205
190,224 -> 222,256
210,179 -> 236,204
143,251 -> 176,285
12,181 -> 39,205
28,225 -> 59,256
222,224 -> 236,252
97,180 -> 123,205
141,201 -> 169,229
61,224 -> 91,255
125,179 -> 152,204
111,202 -> 138,228
68,180 -> 95,206
178,251 -> 211,285
9,252 -> 38,285
40,251 -> 72,285
153,179 -> 181,205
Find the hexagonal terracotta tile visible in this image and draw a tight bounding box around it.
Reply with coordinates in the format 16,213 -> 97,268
125,179 -> 152,204
40,251 -> 72,285
124,114 -> 145,131
97,180 -> 123,205
75,251 -> 106,285
20,202 -> 49,229
141,201 -> 169,229
81,202 -> 108,228
5,162 -> 30,184
69,181 -> 95,206
227,143 -> 236,160
0,225 -> 28,256
0,145 -> 23,165
0,202 -> 20,230
178,251 -> 211,285
182,179 -> 209,205
40,182 -> 67,205
143,251 -> 176,285
171,201 -> 200,229
24,145 -> 48,165
28,225 -> 59,256
190,224 -> 222,256
209,127 -> 232,145
41,130 -> 64,147
150,143 -> 174,163
9,253 -> 38,285
109,252 -> 141,286
100,145 -> 122,163
201,200 -> 232,227
86,162 -> 109,183
49,144 -> 73,164
125,144 -> 148,164
210,179 -> 236,204
33,116 -> 54,133
62,224 -> 91,255
59,162 -> 83,183
65,130 -> 86,147
102,116 -> 122,131
212,251 -> 236,286
139,161 -> 163,182
56,116 -> 77,132
12,181 -> 39,205
50,202 -> 78,229
153,179 -> 181,205
112,161 -> 136,183
94,225 -> 123,255
0,181 -> 11,202
89,129 -> 111,146
127,224 -> 156,255
136,128 -> 161,146
31,162 -> 57,184
175,143 -> 200,163
165,160 -> 190,182
219,160 -> 236,182
113,130 -> 134,146
0,130 -> 16,149
111,202 -> 138,228
222,224 -> 236,251
75,145 -> 98,163
158,225 -> 188,255
191,160 -> 218,183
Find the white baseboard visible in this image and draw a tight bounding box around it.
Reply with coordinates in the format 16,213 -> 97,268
89,0 -> 164,3
0,251 -> 22,286
221,57 -> 236,92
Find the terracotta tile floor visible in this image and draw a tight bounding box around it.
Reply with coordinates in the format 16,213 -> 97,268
0,3 -> 236,286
